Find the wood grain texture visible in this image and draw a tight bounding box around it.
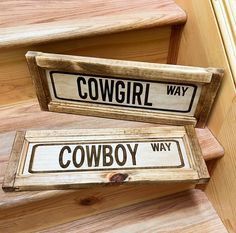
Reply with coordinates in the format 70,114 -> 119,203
0,0 -> 186,28
206,96 -> 236,233
0,0 -> 186,106
37,190 -> 227,233
0,100 -> 222,211
212,0 -> 236,85
0,1 -> 231,231
26,52 -> 50,111
184,126 -> 209,183
0,182 -> 195,233
0,27 -> 171,106
3,126 -> 208,191
2,131 -> 25,191
0,130 -> 195,232
0,0 -> 186,48
26,52 -> 222,127
175,1 -> 235,232
0,100 -> 223,232
196,127 -> 224,161
0,99 -> 224,161
195,69 -> 224,127
0,129 -> 225,233
34,52 -> 213,82
176,0 -> 235,134
167,24 -> 184,64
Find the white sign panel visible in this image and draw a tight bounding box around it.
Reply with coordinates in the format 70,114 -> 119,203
46,71 -> 202,116
23,139 -> 190,174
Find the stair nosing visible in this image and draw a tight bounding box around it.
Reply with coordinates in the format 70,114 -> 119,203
0,11 -> 186,49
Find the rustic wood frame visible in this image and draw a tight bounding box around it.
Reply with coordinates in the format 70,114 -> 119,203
3,126 -> 209,191
26,51 -> 223,128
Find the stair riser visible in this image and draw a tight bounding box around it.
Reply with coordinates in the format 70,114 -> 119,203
0,26 -> 182,106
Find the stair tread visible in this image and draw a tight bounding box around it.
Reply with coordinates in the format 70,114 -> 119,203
0,189 -> 227,232
39,190 -> 227,233
0,0 -> 186,48
0,99 -> 224,207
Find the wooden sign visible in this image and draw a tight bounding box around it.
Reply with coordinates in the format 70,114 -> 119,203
3,126 -> 209,191
26,52 -> 223,127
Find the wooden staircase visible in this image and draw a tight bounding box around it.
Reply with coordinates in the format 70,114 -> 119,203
0,0 -> 186,106
0,0 -> 230,232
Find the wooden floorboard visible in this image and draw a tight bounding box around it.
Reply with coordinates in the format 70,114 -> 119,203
37,190 -> 227,233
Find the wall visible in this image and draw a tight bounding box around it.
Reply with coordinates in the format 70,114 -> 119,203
175,0 -> 236,232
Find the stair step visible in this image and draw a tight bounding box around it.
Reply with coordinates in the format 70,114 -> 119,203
0,1 -> 226,232
0,189 -> 227,232
0,99 -> 224,160
38,190 -> 227,233
0,0 -> 186,106
0,0 -> 186,48
0,99 -> 224,231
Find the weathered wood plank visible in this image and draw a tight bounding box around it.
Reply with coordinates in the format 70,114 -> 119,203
2,132 -> 25,191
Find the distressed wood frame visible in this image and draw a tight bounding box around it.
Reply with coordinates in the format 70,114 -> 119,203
26,51 -> 223,128
3,126 -> 209,191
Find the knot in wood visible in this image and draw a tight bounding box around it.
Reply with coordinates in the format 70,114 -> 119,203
109,173 -> 128,183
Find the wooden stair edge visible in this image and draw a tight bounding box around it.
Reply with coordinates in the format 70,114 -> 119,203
0,189 -> 227,233
0,99 -> 225,162
0,183 -> 195,231
196,127 -> 224,161
36,189 -> 227,233
0,0 -> 186,49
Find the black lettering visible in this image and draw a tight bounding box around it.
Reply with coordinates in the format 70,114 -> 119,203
151,143 -> 159,151
77,77 -> 87,99
59,146 -> 71,168
132,82 -> 143,105
165,143 -> 171,151
116,81 -> 125,103
114,144 -> 127,166
167,85 -> 188,96
103,145 -> 113,166
86,145 -> 101,167
127,144 -> 138,165
73,145 -> 85,168
88,78 -> 99,100
160,143 -> 166,151
144,84 -> 152,106
182,87 -> 188,96
127,82 -> 131,104
99,79 -> 114,102
175,86 -> 181,96
167,85 -> 176,95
